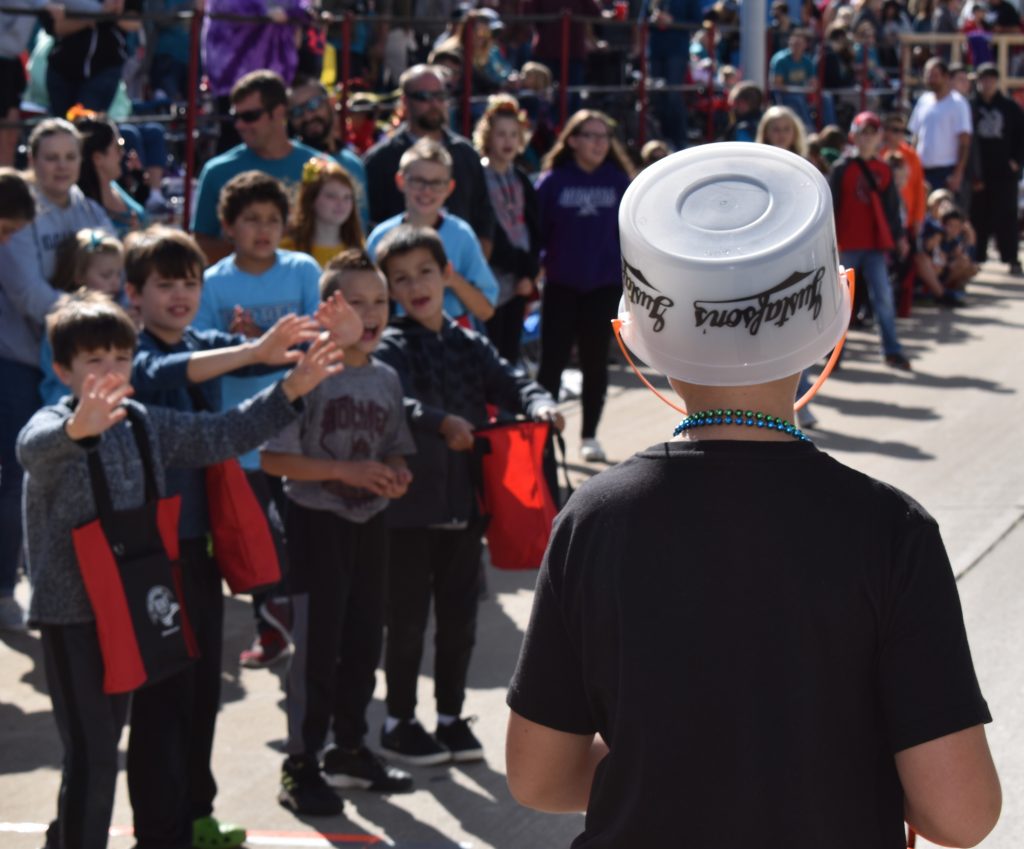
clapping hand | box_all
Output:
[383,465,413,499]
[315,291,364,349]
[251,314,320,366]
[280,332,344,401]
[229,305,263,338]
[65,373,134,441]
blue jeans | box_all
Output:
[774,90,814,131]
[0,358,43,596]
[840,249,903,357]
[650,52,690,149]
[47,63,123,121]
[119,123,168,171]
[924,165,956,191]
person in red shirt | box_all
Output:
[829,110,912,370]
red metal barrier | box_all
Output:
[859,44,869,112]
[462,18,474,138]
[638,19,649,148]
[340,12,352,138]
[560,9,570,127]
[183,5,203,232]
[706,21,719,143]
[817,38,827,130]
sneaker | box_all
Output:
[278,755,343,816]
[380,720,450,766]
[435,717,484,763]
[259,596,293,642]
[884,353,913,372]
[0,596,26,632]
[580,438,606,463]
[192,815,246,849]
[239,630,290,669]
[322,745,414,793]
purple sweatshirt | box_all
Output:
[534,160,631,292]
[202,0,311,97]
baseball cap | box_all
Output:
[850,111,882,134]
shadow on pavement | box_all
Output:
[810,429,936,460]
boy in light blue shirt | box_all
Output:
[194,169,321,668]
[366,138,498,325]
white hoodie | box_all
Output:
[0,184,112,367]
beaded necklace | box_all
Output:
[672,409,811,442]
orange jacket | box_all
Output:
[882,140,927,235]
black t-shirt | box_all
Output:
[46,0,141,78]
[508,440,990,849]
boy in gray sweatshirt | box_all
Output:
[16,291,342,849]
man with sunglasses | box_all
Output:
[192,70,366,264]
[363,64,496,255]
[287,75,370,229]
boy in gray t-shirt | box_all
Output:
[261,250,416,816]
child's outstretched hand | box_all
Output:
[440,414,475,452]
[280,332,344,401]
[315,291,364,349]
[65,372,134,441]
[251,314,320,366]
[229,305,263,338]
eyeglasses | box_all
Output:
[289,94,327,121]
[406,90,450,104]
[230,107,267,124]
[406,176,449,192]
[575,131,611,142]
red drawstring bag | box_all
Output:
[205,459,281,594]
[474,420,565,570]
[72,409,199,694]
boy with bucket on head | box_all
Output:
[506,142,1000,847]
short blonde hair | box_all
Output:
[399,137,453,174]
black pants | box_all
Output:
[40,623,130,849]
[245,469,290,636]
[537,283,621,439]
[385,526,483,720]
[970,176,1019,264]
[485,295,528,365]
[127,539,224,849]
[284,502,388,754]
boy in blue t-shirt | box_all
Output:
[366,138,498,325]
[194,170,322,668]
[124,225,320,849]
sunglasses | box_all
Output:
[885,125,906,132]
[289,94,327,121]
[406,176,450,192]
[230,107,267,124]
[406,90,450,104]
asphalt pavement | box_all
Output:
[2,263,1023,848]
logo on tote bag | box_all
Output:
[146,585,181,634]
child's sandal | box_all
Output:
[192,815,246,849]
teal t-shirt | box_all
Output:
[193,248,321,469]
[190,140,370,236]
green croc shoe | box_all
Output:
[192,815,247,849]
